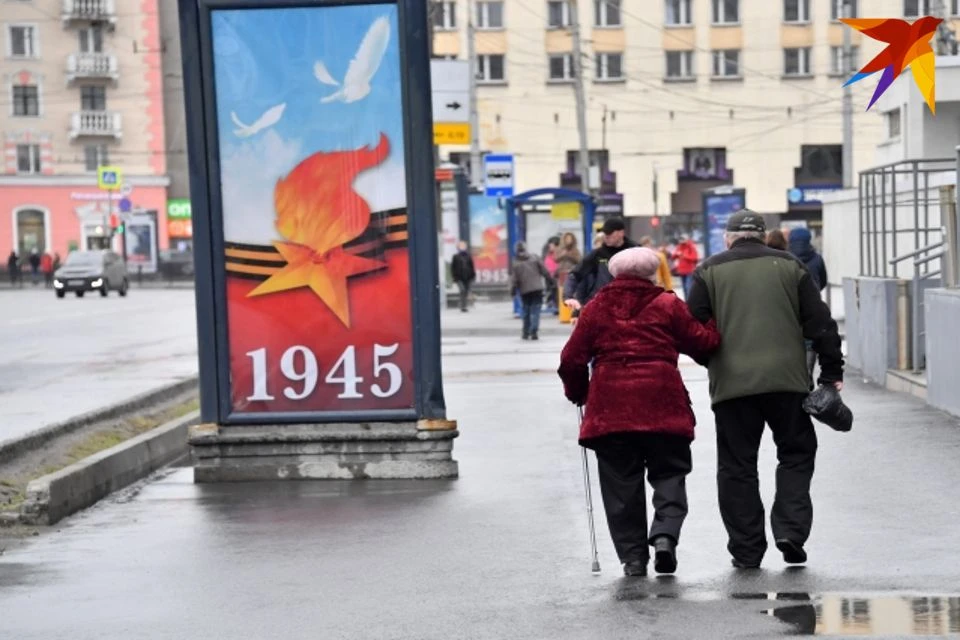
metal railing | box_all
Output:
[859,158,955,278]
[890,242,944,373]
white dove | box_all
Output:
[313,16,390,104]
[230,103,286,138]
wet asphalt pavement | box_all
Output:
[3,305,960,638]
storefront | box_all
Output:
[166,198,193,252]
[0,177,169,260]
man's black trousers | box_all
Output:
[593,433,692,564]
[712,392,818,565]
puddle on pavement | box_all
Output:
[758,593,960,636]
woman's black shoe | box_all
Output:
[622,560,648,577]
[652,536,677,574]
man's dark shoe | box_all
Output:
[622,560,648,577]
[652,536,677,574]
[522,334,530,340]
[531,333,539,341]
[775,539,807,564]
[731,558,761,570]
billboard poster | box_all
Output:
[124,210,158,274]
[211,5,414,415]
[702,189,746,258]
[468,194,508,286]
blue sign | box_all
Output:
[787,185,843,206]
[702,188,746,258]
[119,197,132,213]
[483,154,514,197]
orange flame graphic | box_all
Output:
[247,134,391,327]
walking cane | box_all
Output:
[579,406,601,574]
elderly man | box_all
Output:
[686,209,844,569]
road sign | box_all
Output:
[430,59,470,123]
[433,122,470,145]
[97,166,123,191]
[119,197,132,213]
[483,154,514,197]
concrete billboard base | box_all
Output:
[189,421,459,482]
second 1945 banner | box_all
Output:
[211,4,414,414]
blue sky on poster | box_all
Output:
[211,4,406,243]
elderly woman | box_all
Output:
[558,247,721,577]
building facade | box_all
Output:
[433,0,956,236]
[1,0,170,266]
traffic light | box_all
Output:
[115,222,125,235]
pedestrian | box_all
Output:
[559,247,722,577]
[671,235,700,298]
[554,232,582,285]
[40,252,54,288]
[592,232,605,249]
[450,241,476,313]
[788,227,829,380]
[7,250,21,288]
[53,252,62,272]
[766,229,788,251]
[687,210,844,569]
[510,241,554,340]
[543,239,560,314]
[639,236,674,291]
[563,217,637,315]
[28,248,41,286]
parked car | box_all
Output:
[54,250,129,298]
[158,249,195,279]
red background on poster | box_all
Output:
[225,251,414,414]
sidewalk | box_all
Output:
[1,304,959,638]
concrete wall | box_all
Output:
[843,277,901,385]
[926,288,960,418]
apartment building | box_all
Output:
[432,0,954,234]
[1,0,171,264]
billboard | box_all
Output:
[468,194,509,286]
[702,188,746,257]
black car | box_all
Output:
[54,250,129,298]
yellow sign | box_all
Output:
[433,122,470,145]
[551,202,580,221]
[97,166,123,191]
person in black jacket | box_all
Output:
[563,217,637,316]
[450,241,476,313]
[788,228,828,379]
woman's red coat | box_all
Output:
[558,277,721,445]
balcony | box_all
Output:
[70,111,122,139]
[66,53,119,83]
[62,0,117,26]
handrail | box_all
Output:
[889,241,945,265]
[861,157,956,173]
[914,250,946,268]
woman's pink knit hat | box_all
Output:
[608,247,662,281]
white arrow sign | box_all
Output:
[431,59,470,124]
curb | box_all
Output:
[0,377,199,466]
[18,410,200,526]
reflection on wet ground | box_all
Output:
[760,593,960,636]
[613,582,960,636]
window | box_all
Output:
[431,1,456,30]
[712,50,740,78]
[595,52,624,80]
[548,53,574,81]
[476,1,504,28]
[784,47,812,76]
[84,144,110,171]
[665,0,692,25]
[80,86,107,111]
[904,0,930,16]
[831,0,859,20]
[954,0,960,16]
[784,0,810,23]
[887,109,901,138]
[78,26,104,53]
[16,144,41,174]
[476,54,505,83]
[12,85,39,116]
[595,0,621,27]
[830,45,860,75]
[665,50,695,80]
[712,0,739,24]
[8,25,37,58]
[548,1,571,28]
